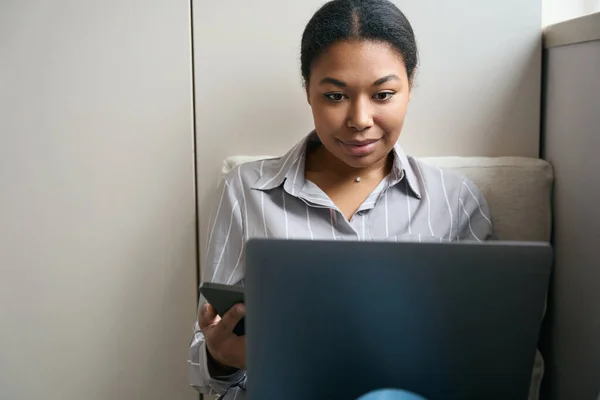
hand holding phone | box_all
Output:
[199,302,246,371]
[199,282,245,336]
[198,282,247,371]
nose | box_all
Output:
[347,96,374,131]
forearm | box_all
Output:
[188,324,246,395]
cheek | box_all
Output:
[376,99,409,133]
[310,102,347,131]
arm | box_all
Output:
[456,178,493,241]
[188,177,247,395]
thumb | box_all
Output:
[199,303,218,328]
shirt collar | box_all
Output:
[251,131,422,199]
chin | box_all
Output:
[339,152,384,169]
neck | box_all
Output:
[306,145,392,181]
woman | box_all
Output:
[189,0,492,398]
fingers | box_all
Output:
[199,303,219,329]
[203,304,246,369]
[217,303,245,334]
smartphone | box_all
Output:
[199,282,245,336]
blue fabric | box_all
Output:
[356,388,427,400]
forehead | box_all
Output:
[310,40,408,83]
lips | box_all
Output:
[338,138,380,156]
[342,139,379,146]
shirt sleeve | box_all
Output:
[456,178,493,241]
[188,176,247,395]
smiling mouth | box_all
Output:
[340,139,380,146]
[338,138,380,156]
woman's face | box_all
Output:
[307,40,412,169]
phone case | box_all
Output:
[199,282,245,336]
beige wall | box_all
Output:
[0,1,197,399]
[541,38,600,400]
[193,0,542,260]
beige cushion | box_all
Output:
[222,154,554,400]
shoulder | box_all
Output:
[409,156,474,198]
[411,157,492,239]
[408,156,489,209]
[222,157,284,193]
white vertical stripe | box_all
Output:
[205,180,229,259]
[226,238,244,285]
[462,181,493,226]
[283,189,288,239]
[330,209,337,240]
[439,168,454,240]
[459,198,482,243]
[260,161,267,237]
[238,167,248,240]
[232,387,240,400]
[384,191,389,237]
[404,178,412,234]
[306,205,314,239]
[211,201,240,281]
[418,233,422,243]
[414,161,434,236]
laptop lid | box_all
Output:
[244,239,552,400]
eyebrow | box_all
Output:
[319,74,401,88]
[373,74,400,86]
[319,77,347,87]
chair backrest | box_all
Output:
[222,155,554,242]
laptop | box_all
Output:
[243,239,552,400]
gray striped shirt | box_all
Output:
[188,132,493,398]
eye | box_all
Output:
[324,93,347,102]
[373,91,396,101]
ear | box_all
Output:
[305,84,312,106]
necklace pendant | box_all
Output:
[355,177,361,183]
